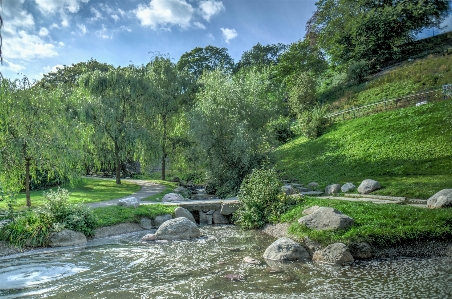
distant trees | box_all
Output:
[177,45,234,78]
[234,43,286,72]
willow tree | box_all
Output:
[145,57,196,180]
[0,78,81,206]
[79,66,150,184]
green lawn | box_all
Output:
[0,177,141,209]
[273,100,452,199]
[141,180,178,202]
[280,197,452,247]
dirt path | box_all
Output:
[86,179,166,208]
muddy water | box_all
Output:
[0,226,451,299]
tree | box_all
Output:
[145,57,196,180]
[190,67,281,197]
[234,43,286,72]
[0,78,82,206]
[177,45,235,78]
[306,0,450,69]
[79,66,149,184]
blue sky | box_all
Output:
[2,0,451,80]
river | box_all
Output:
[0,226,451,298]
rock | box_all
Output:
[220,202,239,215]
[154,217,200,240]
[174,186,191,199]
[312,243,354,266]
[154,214,172,227]
[0,241,21,257]
[427,189,452,208]
[357,179,381,194]
[341,182,356,193]
[224,274,243,281]
[199,210,215,225]
[243,256,261,265]
[117,197,140,208]
[298,207,354,231]
[174,207,196,223]
[300,191,323,196]
[300,237,323,256]
[325,184,341,195]
[48,229,87,247]
[282,184,298,195]
[349,242,372,259]
[140,217,153,229]
[162,193,186,202]
[261,223,290,239]
[141,233,157,241]
[263,237,310,261]
[308,182,320,189]
[302,205,321,215]
[212,210,229,224]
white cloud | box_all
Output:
[58,42,65,47]
[4,59,25,73]
[193,22,206,29]
[112,14,120,21]
[3,0,35,29]
[39,27,49,37]
[207,33,215,40]
[35,0,90,14]
[220,28,237,43]
[3,29,58,60]
[43,64,65,74]
[199,0,224,21]
[135,0,194,29]
[90,7,104,21]
[50,23,60,29]
[96,25,112,39]
[78,24,87,35]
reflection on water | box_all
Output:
[0,226,451,299]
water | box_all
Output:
[0,226,451,299]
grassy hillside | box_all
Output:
[273,100,452,199]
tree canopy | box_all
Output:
[177,45,234,78]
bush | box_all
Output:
[268,116,295,144]
[347,60,371,83]
[234,168,281,229]
[296,105,331,139]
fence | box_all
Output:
[327,86,451,122]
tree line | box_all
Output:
[0,0,449,205]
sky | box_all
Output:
[2,0,451,81]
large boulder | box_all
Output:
[48,229,87,247]
[298,207,354,231]
[282,185,298,195]
[357,179,381,194]
[174,186,191,199]
[220,202,239,215]
[263,237,310,261]
[153,217,200,240]
[349,241,372,259]
[427,189,452,208]
[212,210,230,224]
[117,197,140,208]
[162,193,186,202]
[325,184,341,195]
[312,243,354,266]
[307,182,320,189]
[154,214,172,227]
[341,183,356,193]
[174,207,196,223]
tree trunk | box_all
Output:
[161,116,167,181]
[114,141,121,185]
[25,159,31,207]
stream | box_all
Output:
[0,226,451,298]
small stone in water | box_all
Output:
[224,274,244,281]
[243,256,261,265]
[141,234,157,241]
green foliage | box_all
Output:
[93,204,176,227]
[177,45,234,78]
[0,182,16,220]
[234,43,286,72]
[191,68,282,197]
[280,197,452,247]
[273,100,452,198]
[267,116,295,144]
[347,60,370,83]
[234,168,281,229]
[294,104,331,139]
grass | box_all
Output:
[0,177,141,210]
[93,204,176,227]
[280,197,452,247]
[142,180,178,202]
[273,100,452,199]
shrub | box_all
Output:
[268,116,295,144]
[347,60,371,83]
[234,168,281,229]
[296,104,331,139]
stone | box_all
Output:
[300,237,323,256]
[427,189,452,208]
[308,182,320,189]
[141,233,157,241]
[312,243,354,266]
[358,179,381,194]
[300,191,323,196]
[174,186,191,199]
[212,210,230,224]
[140,217,153,229]
[199,210,215,225]
[162,193,186,202]
[298,207,354,231]
[243,256,261,265]
[154,214,172,227]
[154,217,200,240]
[117,197,140,208]
[174,207,196,223]
[341,182,356,193]
[282,184,298,195]
[349,242,372,259]
[263,237,310,261]
[220,201,239,215]
[48,229,87,247]
[302,205,321,215]
[325,184,342,195]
